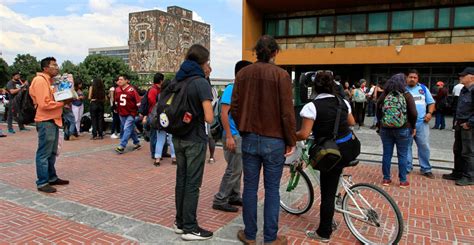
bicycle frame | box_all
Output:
[295,141,375,223]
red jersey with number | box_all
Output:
[114,85,141,117]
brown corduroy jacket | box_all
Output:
[231,62,297,147]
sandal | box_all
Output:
[153,160,160,167]
[171,158,177,165]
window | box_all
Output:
[454,6,474,27]
[413,9,435,29]
[368,12,388,32]
[289,18,302,36]
[265,20,276,36]
[392,10,413,30]
[277,20,286,36]
[303,17,317,35]
[319,16,334,34]
[351,14,366,32]
[337,15,351,33]
[438,8,450,28]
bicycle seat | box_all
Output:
[347,160,359,167]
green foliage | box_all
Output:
[164,72,175,81]
[9,54,40,82]
[0,58,9,88]
[78,54,138,89]
[60,60,78,74]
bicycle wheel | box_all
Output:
[342,183,403,244]
[279,164,314,215]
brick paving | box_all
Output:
[0,124,473,244]
[0,200,134,244]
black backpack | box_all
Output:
[11,87,36,125]
[154,76,200,136]
[80,113,91,132]
[138,89,150,116]
[209,96,223,140]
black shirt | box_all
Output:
[175,77,213,143]
[456,84,474,126]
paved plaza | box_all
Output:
[0,118,473,244]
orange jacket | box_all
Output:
[29,72,64,127]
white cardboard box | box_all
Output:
[53,89,75,101]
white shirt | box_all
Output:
[453,83,464,97]
[300,94,352,120]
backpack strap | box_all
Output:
[333,95,343,140]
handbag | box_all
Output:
[309,96,343,172]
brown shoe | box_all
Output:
[237,230,256,245]
[264,235,288,245]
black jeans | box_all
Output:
[453,125,474,180]
[111,111,121,134]
[90,102,104,137]
[7,102,24,130]
[173,138,207,232]
[317,137,361,238]
[353,102,366,126]
[366,100,375,116]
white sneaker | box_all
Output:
[110,133,119,139]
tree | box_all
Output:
[9,54,40,82]
[78,54,138,89]
[60,60,78,74]
[0,58,9,88]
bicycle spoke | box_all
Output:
[342,184,403,245]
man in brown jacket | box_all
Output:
[29,57,70,193]
[231,35,296,245]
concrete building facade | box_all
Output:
[243,0,474,105]
[88,46,130,64]
[128,6,211,74]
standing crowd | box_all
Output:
[1,35,473,244]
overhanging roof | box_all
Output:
[246,0,412,13]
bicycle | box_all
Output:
[280,140,404,244]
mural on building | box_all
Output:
[129,7,211,73]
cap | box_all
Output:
[459,67,474,76]
[436,81,444,87]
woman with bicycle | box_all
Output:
[296,71,360,243]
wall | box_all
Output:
[128,7,211,74]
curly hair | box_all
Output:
[254,35,280,62]
[314,71,335,95]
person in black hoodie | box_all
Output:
[172,44,214,241]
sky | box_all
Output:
[0,0,243,78]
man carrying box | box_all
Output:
[29,57,70,193]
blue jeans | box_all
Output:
[35,121,59,187]
[241,133,285,243]
[119,115,139,148]
[146,117,157,158]
[434,111,446,129]
[380,128,410,182]
[154,131,175,158]
[63,110,77,138]
[407,122,432,173]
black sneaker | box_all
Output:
[49,178,70,185]
[115,146,125,154]
[133,144,141,151]
[212,203,238,212]
[38,185,57,193]
[228,198,243,206]
[455,177,474,186]
[422,172,435,179]
[181,227,213,241]
[442,173,462,181]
